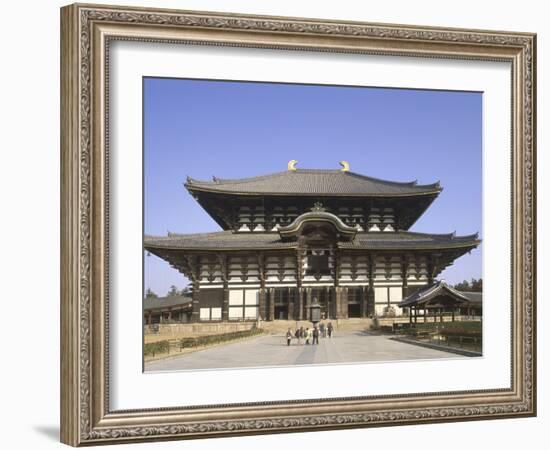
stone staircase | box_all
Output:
[260,318,373,334]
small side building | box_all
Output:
[398,280,482,324]
[143,295,193,325]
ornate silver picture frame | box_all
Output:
[60,3,536,446]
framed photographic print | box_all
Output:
[60,3,536,446]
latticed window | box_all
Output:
[347,287,362,304]
[305,250,331,276]
[273,288,291,305]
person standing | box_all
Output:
[319,322,326,338]
[312,326,319,345]
[295,327,301,345]
[286,328,293,346]
[327,322,334,339]
[305,328,310,345]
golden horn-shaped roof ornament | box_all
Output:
[288,159,298,171]
[339,160,350,172]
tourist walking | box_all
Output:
[295,327,301,345]
[286,328,293,346]
[305,328,310,345]
[327,322,334,338]
[312,326,319,345]
[319,322,326,338]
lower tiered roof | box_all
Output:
[144,230,480,252]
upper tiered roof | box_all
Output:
[186,167,441,197]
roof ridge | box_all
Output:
[186,171,290,186]
[344,170,439,189]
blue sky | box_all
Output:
[144,77,482,296]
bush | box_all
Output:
[144,340,170,356]
[440,328,482,338]
[398,321,481,340]
[179,328,265,349]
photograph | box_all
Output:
[143,78,483,371]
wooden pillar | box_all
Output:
[334,286,343,319]
[191,285,200,322]
[367,286,375,317]
[439,308,443,323]
[167,309,172,322]
[327,286,333,319]
[147,312,152,325]
[414,306,418,324]
[218,254,229,321]
[305,288,312,321]
[451,309,455,322]
[257,253,267,320]
[342,287,349,319]
[423,308,427,323]
[360,286,368,318]
[287,287,294,320]
[296,249,304,321]
[409,307,413,324]
[296,288,304,320]
[336,286,342,319]
[221,286,229,321]
[367,252,375,317]
[186,255,201,323]
[258,288,267,320]
[268,288,275,321]
[401,256,410,299]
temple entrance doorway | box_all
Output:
[348,303,361,318]
[347,287,363,318]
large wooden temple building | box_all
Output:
[144,161,480,323]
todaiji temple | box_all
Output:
[144,161,481,323]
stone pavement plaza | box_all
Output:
[145,331,461,372]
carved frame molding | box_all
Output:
[60,3,536,446]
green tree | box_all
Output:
[167,285,179,297]
[453,278,483,292]
[454,280,470,291]
[470,278,483,292]
[145,287,157,298]
[180,286,191,296]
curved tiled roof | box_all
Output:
[145,231,296,250]
[460,291,483,304]
[144,230,480,251]
[398,280,481,307]
[340,231,480,250]
[144,294,192,311]
[185,169,441,197]
[278,211,358,241]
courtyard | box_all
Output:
[145,330,464,372]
